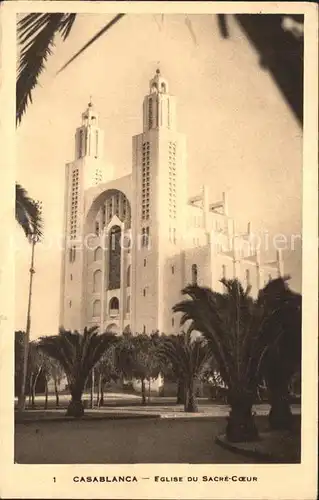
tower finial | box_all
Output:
[156,68,160,75]
[88,95,93,107]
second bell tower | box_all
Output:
[131,69,187,334]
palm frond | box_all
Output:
[56,13,125,75]
[157,332,212,384]
[17,13,76,125]
[173,285,235,385]
[15,183,43,239]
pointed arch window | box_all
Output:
[94,246,102,261]
[93,269,102,293]
[126,295,131,314]
[109,297,119,317]
[108,225,121,290]
[191,264,198,285]
[93,299,101,318]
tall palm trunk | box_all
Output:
[268,382,293,430]
[226,390,259,442]
[148,379,151,404]
[97,373,102,407]
[44,376,48,409]
[176,378,185,404]
[54,378,59,407]
[90,369,95,409]
[184,379,198,413]
[29,375,33,407]
[18,239,36,411]
[100,380,105,407]
[141,378,146,405]
[66,382,85,417]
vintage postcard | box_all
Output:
[0,1,318,499]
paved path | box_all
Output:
[15,416,260,464]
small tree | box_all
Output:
[95,346,118,407]
[157,330,212,412]
[49,360,65,408]
[115,333,161,405]
[38,327,116,417]
[27,342,43,408]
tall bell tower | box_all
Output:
[59,99,109,331]
[131,69,187,334]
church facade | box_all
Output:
[59,69,282,334]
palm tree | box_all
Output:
[173,279,295,442]
[16,189,43,412]
[157,330,212,412]
[15,184,42,239]
[258,277,302,430]
[37,327,117,417]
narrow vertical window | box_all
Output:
[79,129,84,157]
[126,295,131,314]
[126,265,131,287]
[148,97,153,129]
[94,247,102,261]
[93,270,102,293]
[95,130,99,158]
[93,299,101,318]
[108,226,121,290]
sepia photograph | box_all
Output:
[0,1,318,499]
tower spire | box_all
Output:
[143,68,175,131]
[75,99,102,160]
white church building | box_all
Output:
[59,69,282,335]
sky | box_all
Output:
[15,13,302,339]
